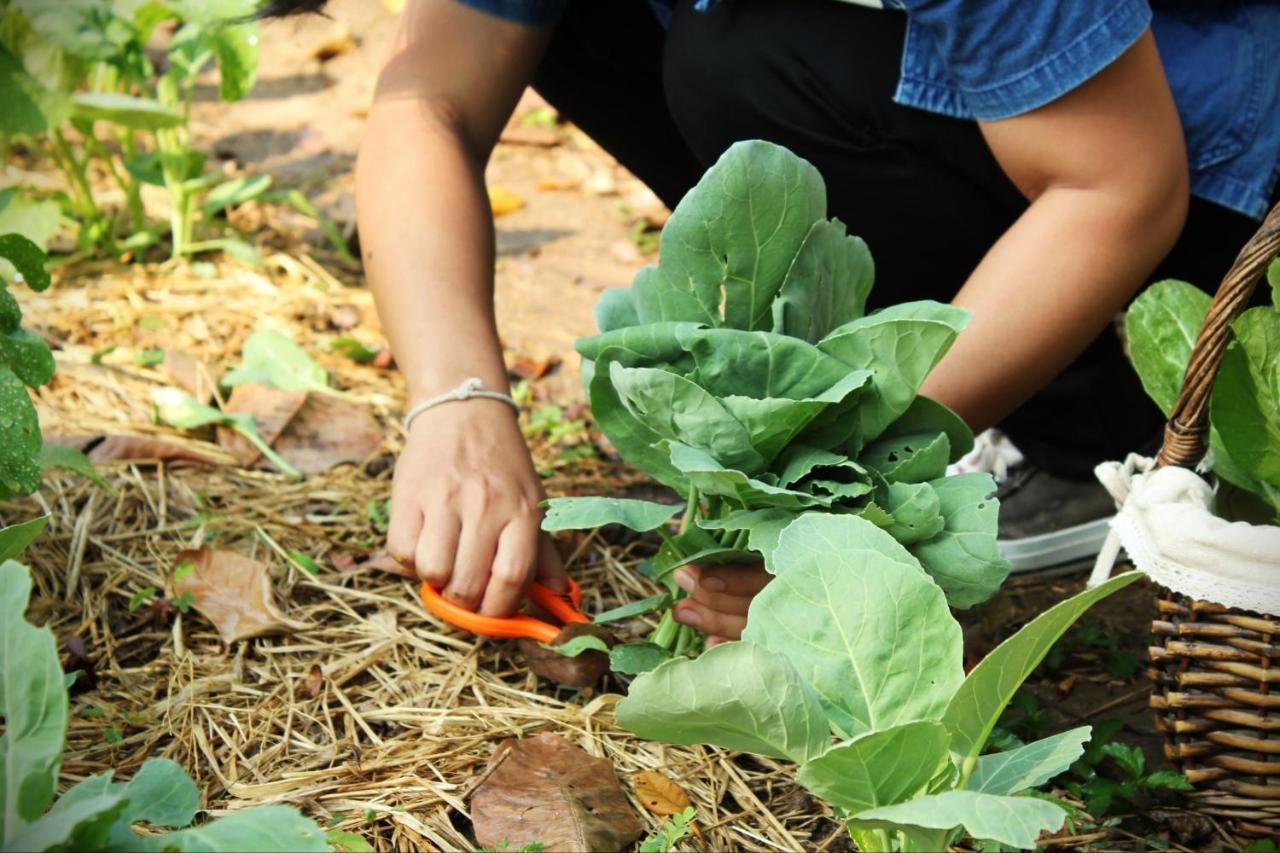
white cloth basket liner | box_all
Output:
[1089,453,1280,614]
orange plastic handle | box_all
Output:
[419,578,588,644]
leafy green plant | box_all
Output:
[614,513,1142,851]
[1059,723,1192,818]
[1,233,102,500]
[542,141,1009,664]
[1126,261,1280,522]
[638,807,696,853]
[1,558,329,851]
[0,0,353,264]
[151,386,301,477]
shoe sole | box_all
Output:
[998,516,1114,573]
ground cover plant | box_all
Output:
[1,547,329,852]
[615,512,1142,851]
[0,0,351,264]
[543,140,1010,667]
[1126,260,1280,522]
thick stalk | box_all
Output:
[846,827,893,853]
[649,609,680,650]
[678,485,700,535]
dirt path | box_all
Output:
[189,0,660,398]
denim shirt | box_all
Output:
[459,0,1280,219]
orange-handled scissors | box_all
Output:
[419,578,589,644]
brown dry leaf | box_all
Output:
[507,354,560,381]
[310,31,356,62]
[1056,672,1078,700]
[517,623,614,687]
[488,186,525,217]
[47,434,222,465]
[164,350,223,404]
[216,383,307,467]
[332,551,413,578]
[269,394,384,475]
[471,733,642,852]
[173,547,308,643]
[305,664,323,698]
[633,770,691,817]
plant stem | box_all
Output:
[678,486,700,535]
[846,827,893,853]
[233,421,302,479]
[649,609,680,650]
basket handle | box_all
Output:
[1155,201,1280,470]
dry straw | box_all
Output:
[6,255,840,852]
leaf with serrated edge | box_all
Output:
[541,497,680,533]
[942,572,1143,779]
[797,721,949,813]
[967,727,1091,796]
[616,642,830,763]
[743,514,963,737]
[849,790,1068,850]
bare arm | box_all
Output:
[921,31,1189,430]
[358,0,562,615]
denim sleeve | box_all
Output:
[450,0,567,26]
[897,0,1152,120]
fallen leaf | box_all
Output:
[46,434,222,466]
[164,350,223,404]
[471,733,642,852]
[216,383,308,467]
[518,623,614,687]
[507,354,560,381]
[536,177,581,191]
[1057,672,1078,700]
[488,186,524,217]
[305,664,323,698]
[310,31,356,62]
[269,394,385,474]
[633,771,690,816]
[172,547,308,643]
[332,551,412,578]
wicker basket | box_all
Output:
[1146,200,1280,837]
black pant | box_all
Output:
[531,0,1267,477]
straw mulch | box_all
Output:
[6,255,844,852]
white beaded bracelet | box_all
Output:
[403,377,519,433]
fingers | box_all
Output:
[415,507,460,589]
[447,511,502,612]
[387,503,423,575]
[479,520,538,617]
[671,563,771,642]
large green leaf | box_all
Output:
[678,327,860,401]
[0,560,68,842]
[586,348,686,491]
[616,641,831,763]
[848,790,1068,850]
[879,395,974,463]
[0,517,47,563]
[861,431,951,484]
[541,497,680,532]
[967,727,1092,796]
[222,330,331,396]
[668,443,826,511]
[610,363,764,473]
[742,514,964,737]
[0,328,54,388]
[593,287,639,333]
[0,234,52,292]
[0,366,41,500]
[576,321,701,366]
[637,140,825,330]
[796,721,950,814]
[879,481,944,546]
[907,473,1009,609]
[4,792,128,853]
[139,805,329,852]
[817,302,970,445]
[942,572,1143,779]
[772,218,874,343]
[69,91,182,129]
[1212,307,1280,484]
[1125,279,1210,416]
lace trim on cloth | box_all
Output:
[1089,454,1280,614]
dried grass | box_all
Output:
[5,256,841,852]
